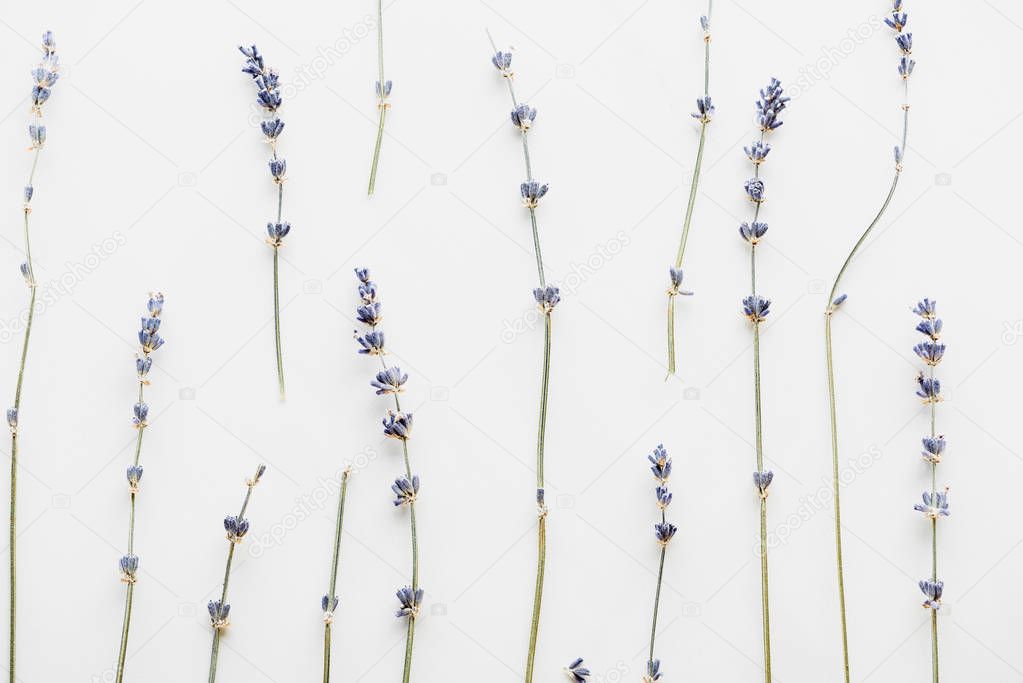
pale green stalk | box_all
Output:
[927,365,939,683]
[367,0,389,195]
[207,466,265,683]
[666,0,714,377]
[322,467,352,683]
[486,31,555,682]
[271,145,285,400]
[9,129,45,683]
[824,66,910,683]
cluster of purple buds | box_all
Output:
[30,31,59,114]
[266,221,291,247]
[755,78,788,132]
[647,445,677,548]
[491,49,513,76]
[565,658,591,682]
[521,180,549,209]
[224,515,250,543]
[644,659,663,683]
[239,45,281,113]
[119,553,139,584]
[392,475,420,506]
[668,267,693,297]
[138,292,166,356]
[208,600,231,629]
[738,221,768,245]
[919,579,943,610]
[742,295,771,323]
[913,489,950,519]
[753,470,774,499]
[534,285,561,313]
[321,594,339,623]
[395,586,424,619]
[376,79,393,108]
[127,465,143,494]
[691,96,714,123]
[511,104,536,132]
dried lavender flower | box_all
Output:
[565,658,591,682]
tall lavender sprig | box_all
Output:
[740,77,787,683]
[643,445,676,683]
[823,4,915,679]
[6,31,59,683]
[321,465,352,683]
[207,465,266,683]
[487,33,558,683]
[911,298,946,683]
[113,293,166,683]
[366,0,391,196]
[238,44,288,399]
[665,2,714,377]
[354,269,421,683]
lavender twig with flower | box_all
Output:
[739,77,788,683]
[320,465,352,683]
[113,293,166,683]
[643,445,675,683]
[239,44,289,399]
[822,5,915,680]
[206,465,266,683]
[911,299,947,683]
[354,269,422,683]
[487,33,560,683]
[6,31,59,683]
[665,2,713,377]
[366,0,391,195]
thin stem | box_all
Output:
[322,469,351,683]
[665,0,713,377]
[273,246,285,400]
[524,516,546,683]
[928,365,939,683]
[367,0,387,196]
[115,384,146,683]
[824,75,909,683]
[9,142,42,683]
[647,542,666,670]
[207,467,263,683]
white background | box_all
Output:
[0,0,1017,681]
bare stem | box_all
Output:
[273,246,285,400]
[367,0,388,196]
[322,468,351,683]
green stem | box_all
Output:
[116,384,146,683]
[928,365,939,683]
[322,469,351,683]
[647,545,666,670]
[273,247,285,400]
[665,0,712,377]
[9,144,42,683]
[524,516,546,683]
[207,467,263,683]
[367,0,387,196]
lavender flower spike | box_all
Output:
[911,295,948,681]
[115,293,167,682]
[665,1,715,377]
[366,0,392,195]
[206,465,267,683]
[644,444,677,678]
[487,30,562,682]
[823,11,918,678]
[9,34,60,682]
[239,44,289,399]
[741,76,788,683]
[353,269,423,683]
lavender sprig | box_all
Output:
[206,465,266,683]
[238,44,288,399]
[114,294,166,683]
[487,32,559,683]
[823,5,915,680]
[644,445,676,683]
[666,1,714,377]
[321,466,352,683]
[7,31,59,683]
[741,77,788,683]
[353,269,421,683]
[912,299,946,683]
[366,0,391,195]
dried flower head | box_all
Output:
[742,295,771,323]
[913,489,950,519]
[654,521,677,546]
[668,267,694,296]
[644,659,663,683]
[533,285,561,312]
[371,366,408,395]
[521,180,549,208]
[919,579,943,610]
[648,444,671,482]
[119,554,139,583]
[565,658,591,682]
[224,515,250,543]
[382,410,413,440]
[753,470,774,498]
[692,96,715,123]
[395,586,424,619]
[208,600,231,629]
[921,436,945,464]
[511,104,537,131]
[392,474,420,506]
[738,222,769,244]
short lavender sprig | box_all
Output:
[487,33,559,683]
[366,0,391,195]
[823,5,915,680]
[7,31,59,683]
[665,1,714,377]
[740,77,788,683]
[912,298,946,683]
[207,465,266,683]
[113,293,166,683]
[238,44,288,400]
[644,445,676,683]
[353,269,421,683]
[321,465,352,683]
